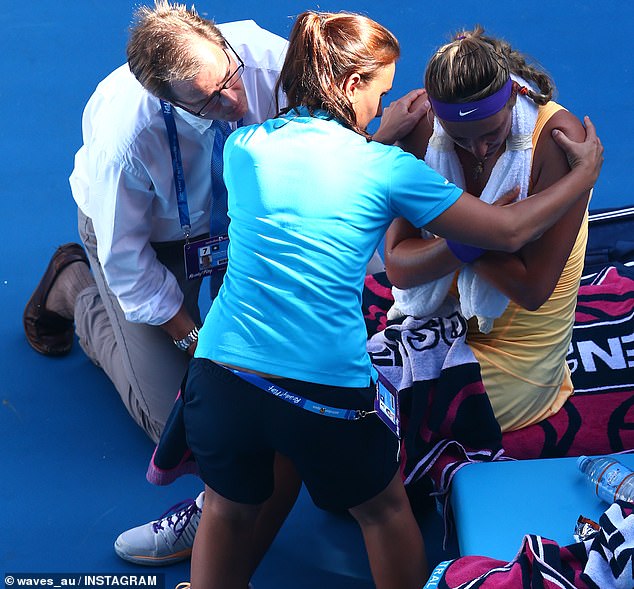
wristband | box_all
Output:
[173,326,199,351]
[446,239,485,264]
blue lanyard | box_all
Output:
[229,368,371,421]
[160,101,243,240]
[160,100,191,238]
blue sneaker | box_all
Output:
[114,492,203,565]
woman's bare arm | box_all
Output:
[384,217,460,288]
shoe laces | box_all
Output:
[152,499,199,541]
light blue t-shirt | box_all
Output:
[195,108,463,387]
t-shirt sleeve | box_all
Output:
[388,150,463,228]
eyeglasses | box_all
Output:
[171,40,245,118]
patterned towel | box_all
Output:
[367,293,507,543]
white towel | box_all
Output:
[390,75,538,333]
[583,501,634,589]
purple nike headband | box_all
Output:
[429,78,513,122]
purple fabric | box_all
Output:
[429,79,513,122]
[446,239,485,263]
[146,390,201,486]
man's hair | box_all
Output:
[127,0,226,99]
[425,25,555,106]
[275,11,400,138]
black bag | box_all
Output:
[584,206,634,274]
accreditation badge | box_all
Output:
[184,234,229,280]
[374,369,401,439]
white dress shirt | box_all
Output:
[69,20,287,325]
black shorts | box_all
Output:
[183,358,400,511]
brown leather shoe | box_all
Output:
[23,243,90,356]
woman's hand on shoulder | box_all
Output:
[396,90,435,159]
[373,89,431,146]
[550,114,603,187]
[533,109,603,197]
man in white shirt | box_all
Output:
[24,2,287,443]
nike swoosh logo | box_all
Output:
[459,108,478,117]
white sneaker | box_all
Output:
[114,492,204,565]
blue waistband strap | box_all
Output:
[228,368,364,420]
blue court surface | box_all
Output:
[2,1,632,587]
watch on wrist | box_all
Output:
[173,326,199,351]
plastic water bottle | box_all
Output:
[577,455,634,504]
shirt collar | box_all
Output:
[287,105,334,121]
[173,106,216,134]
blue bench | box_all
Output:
[449,453,634,561]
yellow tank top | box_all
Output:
[465,102,589,432]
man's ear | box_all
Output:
[343,72,362,103]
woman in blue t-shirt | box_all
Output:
[180,10,602,588]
